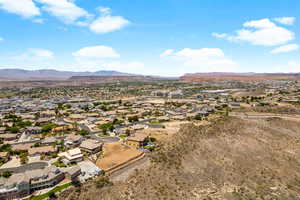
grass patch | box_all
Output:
[52,160,67,168]
[25,182,72,200]
[118,135,127,140]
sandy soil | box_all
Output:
[144,98,165,104]
[96,142,143,172]
[138,120,189,142]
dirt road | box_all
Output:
[230,112,300,121]
[109,155,150,182]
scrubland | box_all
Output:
[60,116,300,200]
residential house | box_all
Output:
[0,166,65,199]
[28,146,57,156]
[0,134,18,141]
[80,139,103,154]
[69,114,86,122]
[36,118,51,125]
[65,166,81,182]
[59,148,84,164]
[40,110,56,118]
[65,134,83,147]
[19,114,35,121]
[131,124,148,131]
[0,127,5,134]
[12,143,33,151]
[168,90,183,99]
[126,133,148,148]
[41,137,57,146]
[229,102,241,109]
[25,127,42,135]
[52,124,76,133]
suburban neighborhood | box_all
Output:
[0,78,300,199]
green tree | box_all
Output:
[8,126,20,133]
[194,114,203,120]
[128,115,139,122]
[99,122,114,135]
[42,123,57,133]
[2,170,12,178]
[20,152,28,164]
[57,102,64,110]
[48,191,56,199]
[0,144,12,153]
[16,121,32,128]
[78,130,89,136]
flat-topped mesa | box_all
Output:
[181,72,300,82]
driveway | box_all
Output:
[28,155,41,163]
[0,156,21,169]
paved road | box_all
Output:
[109,155,150,182]
[94,136,120,144]
[0,162,48,173]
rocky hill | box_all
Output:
[59,116,300,200]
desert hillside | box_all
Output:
[59,116,300,200]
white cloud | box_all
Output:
[160,49,174,57]
[275,61,300,73]
[89,7,130,34]
[214,18,295,46]
[270,44,299,54]
[36,0,91,25]
[274,17,295,25]
[98,7,111,16]
[29,48,54,58]
[243,18,275,28]
[175,48,225,58]
[0,37,3,42]
[100,61,145,73]
[212,32,227,38]
[161,48,238,72]
[0,1,129,34]
[0,0,40,18]
[72,43,143,73]
[286,61,300,72]
[32,18,45,24]
[74,57,145,73]
[12,48,54,61]
[72,45,120,59]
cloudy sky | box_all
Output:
[0,0,299,76]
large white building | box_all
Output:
[59,148,84,164]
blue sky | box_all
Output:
[0,0,299,76]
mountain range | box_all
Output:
[1,69,300,82]
[0,69,134,80]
